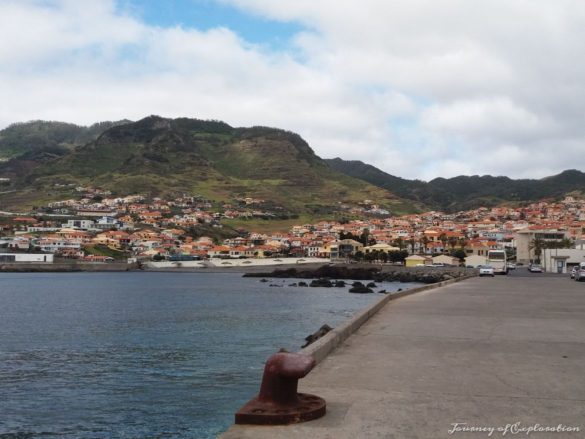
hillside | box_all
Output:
[326,158,585,212]
[0,117,417,216]
[0,120,130,160]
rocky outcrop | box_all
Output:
[244,264,473,284]
[301,324,333,348]
[243,265,380,280]
[349,282,374,294]
[310,278,334,287]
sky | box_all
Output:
[1,0,584,181]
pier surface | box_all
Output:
[222,273,585,438]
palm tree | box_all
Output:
[420,236,430,254]
[408,237,416,254]
[529,236,545,263]
[546,238,574,249]
[458,237,468,250]
[438,233,448,251]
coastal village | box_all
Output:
[1,186,585,271]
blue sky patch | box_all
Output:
[118,0,305,50]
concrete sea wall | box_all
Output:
[0,262,137,272]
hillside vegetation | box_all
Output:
[0,120,130,159]
[326,158,585,212]
[0,116,415,216]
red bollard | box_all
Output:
[235,351,326,425]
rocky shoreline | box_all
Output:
[243,264,474,284]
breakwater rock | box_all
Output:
[243,264,473,284]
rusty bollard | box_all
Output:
[235,351,326,425]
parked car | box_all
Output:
[528,264,543,273]
[507,263,516,270]
[479,265,495,277]
[575,267,585,282]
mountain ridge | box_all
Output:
[0,116,416,216]
[1,117,584,216]
[325,158,585,212]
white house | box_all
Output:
[62,219,95,230]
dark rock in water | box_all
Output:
[310,278,333,287]
[269,284,282,287]
[298,281,308,287]
[349,284,374,294]
[260,279,269,283]
[288,283,298,287]
[301,324,333,348]
[397,288,402,292]
[244,265,380,280]
[334,280,346,287]
[377,289,387,294]
[366,282,377,288]
[352,281,364,287]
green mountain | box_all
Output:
[0,120,130,160]
[0,116,417,216]
[326,158,585,212]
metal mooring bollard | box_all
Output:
[235,351,326,425]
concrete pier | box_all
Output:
[222,274,585,438]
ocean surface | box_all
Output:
[0,272,419,438]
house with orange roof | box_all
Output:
[229,246,256,258]
[13,217,36,223]
[208,245,231,258]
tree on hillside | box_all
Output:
[450,249,467,262]
[388,250,409,263]
[339,231,360,242]
[359,228,376,246]
[438,233,448,250]
[392,237,405,250]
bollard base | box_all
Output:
[235,393,326,425]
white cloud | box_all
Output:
[1,0,585,180]
[421,97,555,142]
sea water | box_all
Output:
[0,271,419,438]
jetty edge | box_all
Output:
[222,274,585,438]
[220,272,474,437]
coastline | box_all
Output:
[0,262,138,272]
[0,260,477,280]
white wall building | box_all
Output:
[62,219,95,230]
[514,229,568,264]
[37,239,81,253]
[0,253,54,263]
[541,248,585,274]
